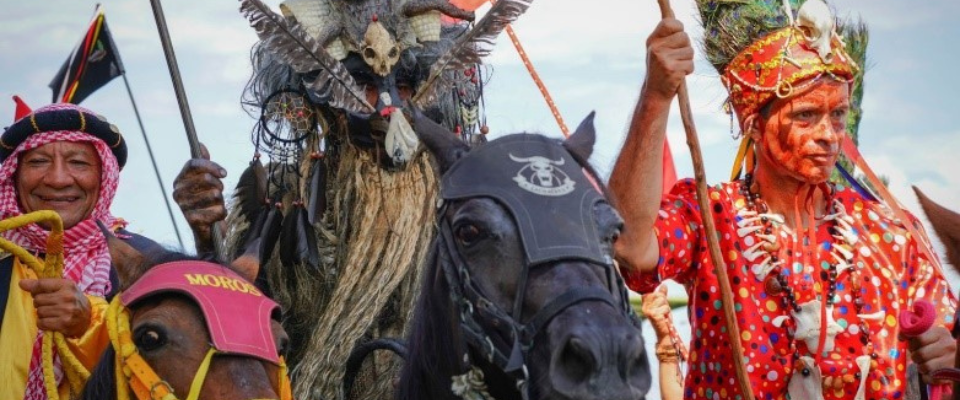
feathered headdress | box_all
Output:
[698,0,868,182]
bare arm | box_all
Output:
[641,285,686,400]
[610,18,693,274]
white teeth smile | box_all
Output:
[40,197,79,202]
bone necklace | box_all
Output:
[737,174,880,399]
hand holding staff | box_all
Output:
[149,0,226,258]
[653,0,756,398]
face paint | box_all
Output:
[755,80,850,185]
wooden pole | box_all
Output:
[149,0,225,259]
[654,1,756,398]
[487,0,569,137]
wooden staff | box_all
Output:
[654,0,756,398]
[149,0,225,258]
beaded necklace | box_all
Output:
[737,173,885,393]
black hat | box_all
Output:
[1,100,127,168]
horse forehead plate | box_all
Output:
[440,134,609,266]
[121,261,281,364]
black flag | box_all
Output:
[49,5,124,104]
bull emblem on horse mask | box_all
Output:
[509,154,575,196]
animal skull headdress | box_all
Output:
[240,0,533,170]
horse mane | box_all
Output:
[397,223,530,400]
[396,243,464,400]
[78,346,117,400]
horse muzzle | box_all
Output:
[545,310,650,400]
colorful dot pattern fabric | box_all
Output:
[621,179,956,400]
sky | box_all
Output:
[2,0,959,276]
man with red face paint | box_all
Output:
[609,1,956,399]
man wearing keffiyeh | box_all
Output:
[0,99,165,400]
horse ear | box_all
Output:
[411,111,469,173]
[98,222,145,288]
[913,186,960,270]
[230,238,261,284]
[563,111,596,163]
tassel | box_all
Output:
[307,154,327,225]
[258,202,284,267]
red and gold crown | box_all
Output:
[721,2,859,123]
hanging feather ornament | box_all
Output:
[412,0,534,107]
[279,203,301,268]
[233,157,269,259]
[278,203,321,270]
[259,199,285,267]
[239,0,375,114]
[307,151,327,225]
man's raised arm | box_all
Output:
[609,18,693,274]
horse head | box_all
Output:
[399,113,651,400]
[80,241,290,400]
[913,187,960,392]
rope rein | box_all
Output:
[0,211,87,400]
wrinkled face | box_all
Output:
[446,197,650,399]
[16,141,101,229]
[751,79,850,184]
[131,295,289,399]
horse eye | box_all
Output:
[455,223,485,247]
[134,327,167,352]
[276,331,290,357]
[610,227,621,243]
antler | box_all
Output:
[239,0,375,114]
[411,0,533,107]
[402,0,476,21]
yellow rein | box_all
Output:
[0,210,89,400]
[105,294,293,400]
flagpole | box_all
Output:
[119,73,186,250]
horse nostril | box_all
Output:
[555,336,598,384]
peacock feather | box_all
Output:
[839,19,868,142]
[697,0,800,73]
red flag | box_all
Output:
[662,139,678,196]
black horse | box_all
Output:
[396,113,651,400]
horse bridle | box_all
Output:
[436,202,641,400]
